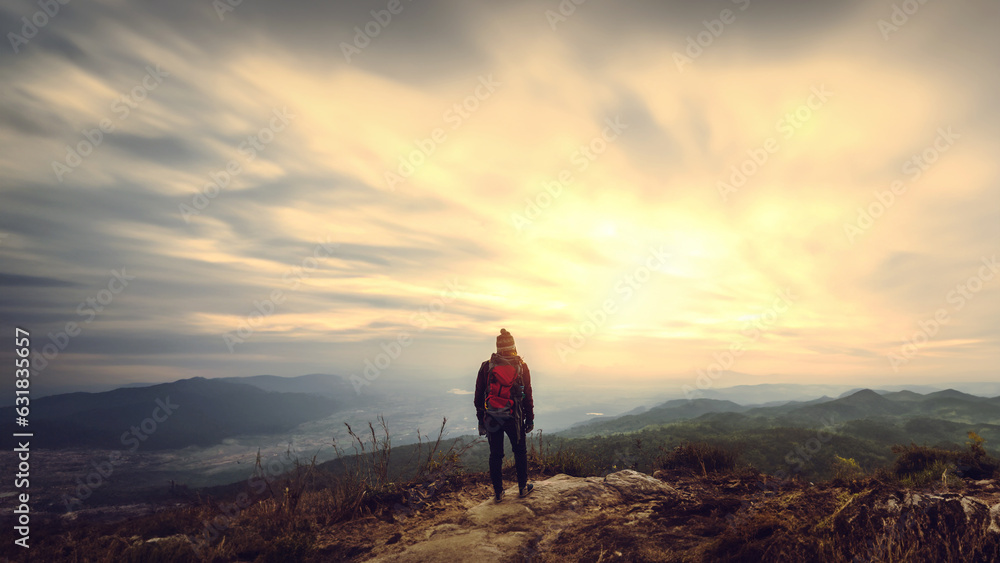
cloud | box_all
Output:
[0,273,82,288]
[0,0,996,390]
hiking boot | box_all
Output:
[519,483,534,498]
[494,489,505,503]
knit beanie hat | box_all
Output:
[496,328,517,357]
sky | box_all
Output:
[0,0,997,396]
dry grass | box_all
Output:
[6,426,998,562]
[655,441,740,476]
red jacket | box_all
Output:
[474,354,534,424]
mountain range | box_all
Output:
[556,387,1000,439]
[2,375,355,450]
[9,373,1000,456]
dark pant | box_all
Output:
[485,414,527,495]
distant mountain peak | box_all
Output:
[927,388,981,401]
[835,388,892,405]
[845,388,882,398]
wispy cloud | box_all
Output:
[0,0,996,389]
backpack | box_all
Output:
[484,358,524,421]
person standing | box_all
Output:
[475,328,534,502]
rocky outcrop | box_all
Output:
[317,471,1000,562]
[362,470,673,562]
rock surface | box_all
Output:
[364,470,669,562]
